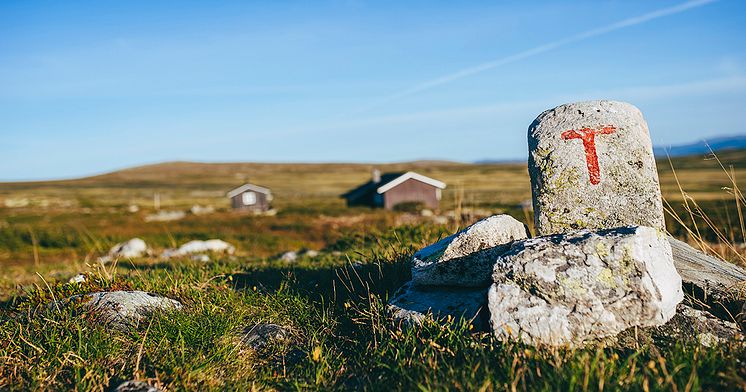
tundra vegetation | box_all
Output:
[0,152,744,390]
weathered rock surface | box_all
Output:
[240,323,291,350]
[51,291,182,329]
[528,100,664,235]
[489,226,683,346]
[162,239,235,259]
[114,380,162,392]
[388,281,488,330]
[412,215,528,287]
[100,238,149,263]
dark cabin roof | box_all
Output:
[341,172,404,200]
[342,171,446,201]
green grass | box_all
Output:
[1,227,744,391]
[1,154,746,390]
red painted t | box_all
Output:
[561,125,616,185]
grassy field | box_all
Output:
[0,151,745,390]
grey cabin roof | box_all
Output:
[227,183,272,198]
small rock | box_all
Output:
[420,209,434,217]
[388,281,488,330]
[280,251,298,262]
[126,204,140,213]
[666,306,743,347]
[190,204,215,215]
[51,291,182,329]
[303,249,320,258]
[144,210,186,222]
[488,226,683,346]
[432,216,449,225]
[114,381,162,392]
[528,100,665,235]
[616,305,744,348]
[191,254,210,262]
[100,238,150,263]
[162,239,235,259]
[239,323,290,350]
[412,215,528,287]
[68,274,86,284]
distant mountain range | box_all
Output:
[475,135,746,164]
[652,135,746,157]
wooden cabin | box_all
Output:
[227,183,273,212]
[342,170,446,210]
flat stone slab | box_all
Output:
[388,281,488,330]
[528,100,664,235]
[489,226,683,346]
[51,291,182,329]
[412,215,528,287]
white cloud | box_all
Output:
[350,0,719,115]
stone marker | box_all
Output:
[411,215,528,287]
[50,291,182,329]
[528,100,664,235]
[488,226,683,346]
[388,281,488,330]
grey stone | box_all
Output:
[412,215,528,287]
[667,306,743,347]
[51,291,182,329]
[239,323,290,350]
[528,100,664,235]
[144,210,186,222]
[161,239,235,259]
[68,274,87,284]
[99,238,150,263]
[280,251,298,262]
[191,254,210,262]
[388,281,488,330]
[488,226,683,346]
[114,381,162,392]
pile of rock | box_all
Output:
[390,215,528,330]
[389,100,743,347]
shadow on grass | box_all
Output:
[229,260,411,306]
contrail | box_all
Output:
[351,0,717,115]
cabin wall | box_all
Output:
[382,179,439,210]
[231,191,270,212]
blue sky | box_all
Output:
[1,0,745,181]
